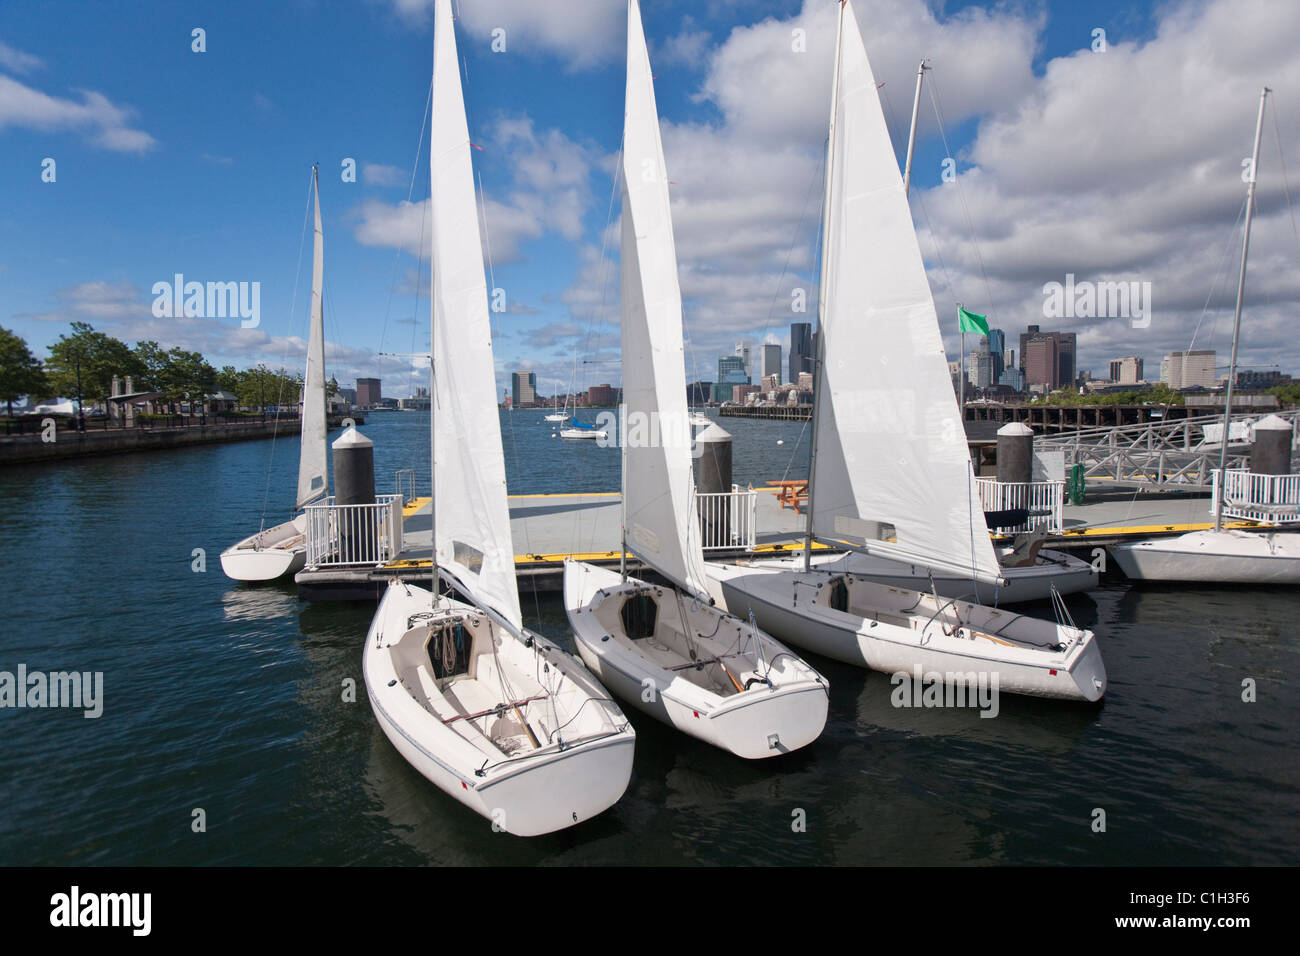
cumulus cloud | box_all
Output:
[352,114,607,264]
[389,0,624,70]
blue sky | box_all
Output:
[2,0,1296,402]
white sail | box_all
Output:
[808,1,1001,585]
[620,0,711,602]
[429,0,522,628]
[296,167,329,510]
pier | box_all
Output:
[294,484,1265,600]
[0,414,363,466]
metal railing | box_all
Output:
[695,485,758,551]
[1035,409,1299,490]
[975,478,1065,534]
[1210,469,1300,524]
[305,494,404,567]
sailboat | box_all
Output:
[363,0,635,837]
[220,165,329,583]
[703,0,1105,702]
[563,0,829,760]
[1110,87,1300,583]
[544,379,570,422]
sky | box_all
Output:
[2,0,1298,403]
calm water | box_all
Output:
[1,410,1296,865]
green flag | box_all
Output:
[957,306,989,336]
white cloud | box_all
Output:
[0,75,156,153]
[0,39,43,75]
[389,0,624,70]
[352,115,607,265]
[363,162,408,187]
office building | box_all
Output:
[511,370,537,407]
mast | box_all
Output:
[901,60,928,198]
[428,43,439,605]
[802,0,846,573]
[620,400,628,581]
[1214,86,1270,533]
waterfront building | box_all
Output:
[511,370,537,407]
[357,377,382,408]
[1161,350,1215,389]
[1020,325,1076,388]
[762,343,782,384]
[1109,356,1144,385]
[587,383,616,406]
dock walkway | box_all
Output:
[295,485,1256,600]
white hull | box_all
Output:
[564,560,829,758]
[560,428,606,440]
[704,560,1105,702]
[220,514,308,582]
[795,548,1097,604]
[1111,529,1300,584]
[364,580,635,836]
[544,414,569,422]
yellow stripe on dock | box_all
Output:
[1057,520,1259,537]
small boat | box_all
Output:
[564,0,829,759]
[1109,89,1300,584]
[221,166,328,582]
[790,544,1098,604]
[688,411,710,428]
[365,0,635,836]
[560,419,607,440]
[703,0,1104,702]
[1111,527,1300,584]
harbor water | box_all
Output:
[0,410,1296,865]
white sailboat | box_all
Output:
[704,0,1105,702]
[364,0,635,837]
[544,378,570,422]
[1110,88,1300,584]
[220,166,329,583]
[563,0,830,759]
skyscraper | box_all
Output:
[789,322,813,384]
[986,328,1006,385]
[511,370,536,407]
[762,343,782,385]
[1020,325,1076,388]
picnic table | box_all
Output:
[766,479,809,514]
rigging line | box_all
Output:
[1188,197,1248,353]
[1269,95,1300,255]
[926,72,998,320]
[258,168,316,526]
[377,74,434,394]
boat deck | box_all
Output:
[295,486,1265,600]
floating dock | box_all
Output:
[295,485,1263,601]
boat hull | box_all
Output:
[816,548,1098,604]
[364,581,635,836]
[564,560,829,758]
[704,561,1105,702]
[1111,529,1300,584]
[220,515,307,582]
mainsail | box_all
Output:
[429,0,522,627]
[296,166,329,510]
[620,0,711,602]
[808,1,1002,585]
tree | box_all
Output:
[45,323,140,412]
[215,365,239,391]
[0,326,49,417]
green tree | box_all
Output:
[45,322,140,413]
[215,365,239,391]
[0,326,49,417]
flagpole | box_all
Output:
[958,302,965,411]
